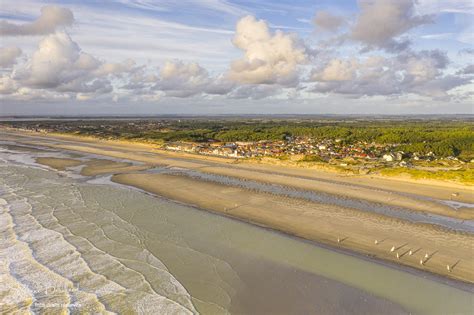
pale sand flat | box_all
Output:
[35,157,83,171]
[112,172,474,284]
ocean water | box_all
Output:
[0,166,197,314]
[0,143,473,314]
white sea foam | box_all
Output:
[0,162,198,314]
[86,175,114,185]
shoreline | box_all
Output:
[2,129,474,285]
[111,172,474,284]
[94,170,474,293]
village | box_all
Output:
[164,137,440,166]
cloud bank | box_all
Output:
[0,2,472,109]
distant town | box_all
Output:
[163,137,433,165]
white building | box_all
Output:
[383,153,395,162]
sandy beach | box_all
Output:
[112,172,474,284]
[3,130,474,285]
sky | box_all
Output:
[0,0,473,115]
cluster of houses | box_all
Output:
[165,137,435,163]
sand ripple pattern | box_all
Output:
[0,164,198,314]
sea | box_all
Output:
[0,140,473,314]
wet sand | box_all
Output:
[79,159,151,176]
[1,144,50,153]
[36,156,151,176]
[177,164,474,220]
[112,172,474,284]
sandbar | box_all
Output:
[112,172,474,284]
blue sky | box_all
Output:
[0,0,473,115]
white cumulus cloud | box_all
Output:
[2,32,137,99]
[153,60,211,97]
[229,15,308,85]
[0,6,74,36]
